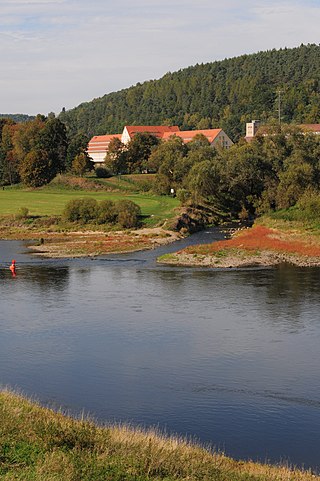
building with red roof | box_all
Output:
[300,124,320,134]
[87,134,122,164]
[162,128,233,148]
[121,125,180,144]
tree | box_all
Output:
[223,142,270,214]
[126,133,160,173]
[0,121,20,185]
[276,154,314,208]
[187,133,211,150]
[186,160,223,205]
[66,132,90,171]
[72,152,93,176]
[12,116,45,164]
[149,136,187,176]
[8,116,69,187]
[174,143,215,185]
[104,137,127,174]
[39,117,68,174]
[19,149,53,187]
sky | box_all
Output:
[1,0,320,115]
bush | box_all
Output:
[79,198,99,223]
[115,200,141,228]
[297,189,320,220]
[98,200,116,224]
[176,188,190,205]
[63,198,98,223]
[15,207,29,219]
[95,167,112,178]
[63,199,83,222]
[63,197,141,227]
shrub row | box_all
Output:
[63,198,141,228]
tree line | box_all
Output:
[1,113,320,224]
[0,115,92,187]
[103,126,320,221]
[157,126,320,219]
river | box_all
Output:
[1,228,320,471]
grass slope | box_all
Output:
[0,390,318,481]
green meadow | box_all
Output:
[0,187,179,227]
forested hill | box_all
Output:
[0,114,34,123]
[59,44,320,141]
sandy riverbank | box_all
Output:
[0,223,181,258]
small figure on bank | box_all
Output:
[10,259,16,277]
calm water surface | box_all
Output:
[1,230,320,471]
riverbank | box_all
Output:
[0,390,318,481]
[0,220,181,257]
[158,220,320,268]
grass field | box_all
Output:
[0,188,179,227]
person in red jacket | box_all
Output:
[9,259,16,277]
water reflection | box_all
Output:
[22,266,70,292]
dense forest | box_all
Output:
[59,44,320,141]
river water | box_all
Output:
[1,229,320,471]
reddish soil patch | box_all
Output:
[183,225,320,258]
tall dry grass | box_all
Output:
[0,389,318,481]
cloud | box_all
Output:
[0,0,319,114]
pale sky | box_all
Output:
[1,0,319,115]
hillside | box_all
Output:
[59,44,320,141]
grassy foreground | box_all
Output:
[0,391,318,481]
